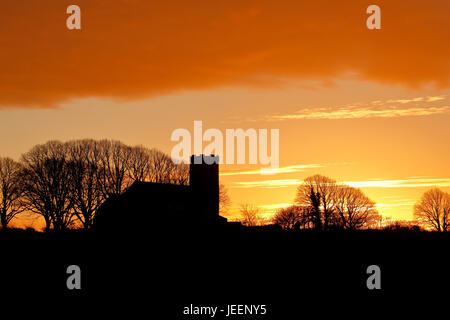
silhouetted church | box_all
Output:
[94,154,228,230]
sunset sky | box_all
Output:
[0,0,449,229]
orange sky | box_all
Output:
[0,0,449,229]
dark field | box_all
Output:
[1,227,448,317]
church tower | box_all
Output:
[189,154,220,220]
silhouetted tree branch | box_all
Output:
[0,157,25,228]
[127,145,152,182]
[240,203,263,226]
[333,185,379,230]
[219,184,231,216]
[148,149,189,185]
[295,175,338,230]
[295,175,381,231]
[96,140,132,198]
[414,188,450,232]
[272,205,312,230]
[20,141,74,231]
[66,140,104,229]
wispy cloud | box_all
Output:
[271,106,449,121]
[385,95,446,104]
[258,203,293,210]
[375,199,416,209]
[234,179,302,188]
[264,95,449,121]
[233,177,450,189]
[220,164,322,176]
[345,178,450,188]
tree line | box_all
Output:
[270,175,380,231]
[2,140,448,232]
[0,139,189,230]
[269,175,450,232]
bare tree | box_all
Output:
[370,213,384,230]
[414,188,450,232]
[295,175,338,230]
[240,203,263,226]
[382,219,421,231]
[333,185,379,230]
[272,205,311,230]
[13,138,202,230]
[66,140,105,229]
[20,141,74,231]
[169,162,189,185]
[147,149,189,185]
[219,184,231,216]
[127,145,152,182]
[0,157,25,228]
[148,149,173,183]
[96,140,132,197]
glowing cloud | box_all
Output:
[271,106,449,120]
[0,0,448,107]
[234,177,450,190]
[220,164,322,176]
[265,95,450,121]
[345,178,450,188]
[234,179,302,188]
[258,203,293,210]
